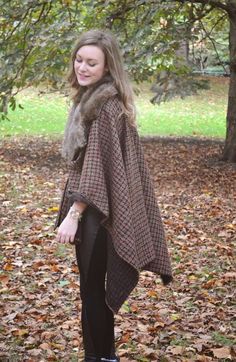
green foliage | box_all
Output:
[212,332,235,347]
[0,0,87,114]
[83,0,190,81]
[189,7,229,72]
[150,70,210,104]
[0,0,231,117]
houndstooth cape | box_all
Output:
[55,76,173,313]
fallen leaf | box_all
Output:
[212,347,231,359]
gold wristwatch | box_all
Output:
[68,207,83,221]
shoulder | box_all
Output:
[92,96,126,142]
[100,95,122,119]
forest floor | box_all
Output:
[0,136,235,362]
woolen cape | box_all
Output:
[55,76,173,314]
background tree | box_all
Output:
[86,0,234,161]
[0,0,84,112]
[174,1,235,162]
[1,0,235,162]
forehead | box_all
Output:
[76,45,105,60]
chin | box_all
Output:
[78,79,88,86]
[78,79,96,87]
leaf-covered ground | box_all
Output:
[0,136,235,362]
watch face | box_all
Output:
[69,209,82,220]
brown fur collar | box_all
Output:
[61,75,118,161]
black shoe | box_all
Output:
[84,356,100,362]
[84,358,119,362]
[84,354,120,362]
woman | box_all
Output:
[55,29,173,362]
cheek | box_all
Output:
[74,61,81,72]
[97,64,106,76]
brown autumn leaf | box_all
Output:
[1,132,235,361]
[51,342,66,351]
[196,355,213,361]
[130,304,139,313]
[50,264,60,272]
[166,345,184,355]
[12,329,29,337]
[223,271,236,281]
[39,342,51,350]
[32,260,45,270]
[147,290,158,298]
[0,274,9,285]
[27,349,41,357]
[202,279,217,289]
[212,347,232,359]
[41,331,57,340]
[3,262,14,271]
[119,332,132,344]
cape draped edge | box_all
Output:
[55,85,173,313]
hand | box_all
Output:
[56,214,80,244]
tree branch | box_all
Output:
[4,1,50,42]
[32,1,53,26]
[199,13,227,41]
[186,4,215,23]
[175,0,229,12]
[5,7,32,41]
[199,17,229,74]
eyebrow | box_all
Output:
[76,54,98,62]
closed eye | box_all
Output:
[75,57,97,67]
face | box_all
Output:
[74,45,107,87]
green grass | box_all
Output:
[135,77,228,138]
[1,90,68,136]
[0,77,228,138]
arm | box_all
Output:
[56,98,119,243]
[56,201,87,244]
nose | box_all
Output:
[79,61,87,72]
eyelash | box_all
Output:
[75,59,96,67]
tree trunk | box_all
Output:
[222,8,236,162]
[2,95,9,114]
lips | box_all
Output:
[78,74,89,80]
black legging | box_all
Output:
[75,207,116,360]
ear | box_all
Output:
[103,66,109,75]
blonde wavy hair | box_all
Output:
[67,29,136,127]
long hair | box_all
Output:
[67,29,136,127]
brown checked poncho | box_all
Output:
[55,76,173,313]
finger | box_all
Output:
[56,233,61,242]
[63,234,70,244]
[61,235,67,243]
[56,233,60,241]
[57,232,65,244]
[57,236,63,243]
[69,234,75,244]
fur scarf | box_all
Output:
[61,75,118,161]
